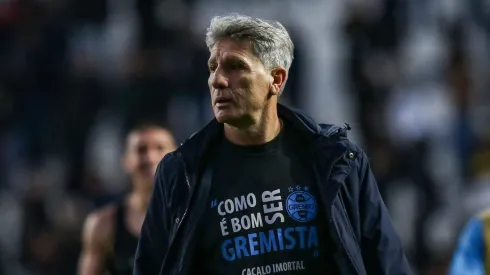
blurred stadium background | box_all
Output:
[1,0,490,274]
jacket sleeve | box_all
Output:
[358,151,412,274]
[449,218,485,275]
[133,158,171,275]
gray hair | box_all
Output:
[205,13,294,72]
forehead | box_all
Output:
[127,129,173,148]
[209,39,257,62]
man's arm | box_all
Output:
[133,159,171,275]
[78,211,112,275]
[357,151,412,274]
[449,218,485,275]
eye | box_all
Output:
[227,61,246,71]
[208,65,217,72]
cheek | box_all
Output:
[256,74,271,91]
[238,76,252,89]
[125,162,138,173]
[240,76,269,99]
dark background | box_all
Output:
[1,0,490,274]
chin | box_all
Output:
[141,181,154,191]
[215,114,232,124]
[140,173,155,184]
[214,109,238,124]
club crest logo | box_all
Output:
[286,186,317,222]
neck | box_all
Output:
[224,106,281,145]
[127,188,151,214]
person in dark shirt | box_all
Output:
[78,123,176,275]
[192,123,339,274]
[189,16,341,273]
[134,13,411,275]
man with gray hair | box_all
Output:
[134,13,411,275]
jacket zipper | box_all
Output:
[159,152,191,275]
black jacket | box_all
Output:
[134,104,411,275]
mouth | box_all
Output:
[215,97,233,106]
[140,165,156,175]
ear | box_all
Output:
[269,67,287,96]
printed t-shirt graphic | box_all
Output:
[191,125,340,275]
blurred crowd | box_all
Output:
[1,0,490,274]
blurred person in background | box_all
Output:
[449,147,490,275]
[134,13,410,275]
[449,210,488,275]
[78,123,176,275]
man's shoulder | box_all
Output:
[316,122,360,152]
[313,122,369,177]
[86,203,117,227]
[317,123,341,137]
[318,123,351,138]
[82,203,118,245]
[159,151,181,167]
[171,120,222,168]
[156,152,184,182]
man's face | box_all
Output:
[208,39,272,125]
[124,129,176,190]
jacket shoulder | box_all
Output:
[317,123,362,156]
[158,152,181,171]
[318,124,341,137]
[318,123,351,138]
[156,152,184,188]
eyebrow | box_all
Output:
[208,55,249,68]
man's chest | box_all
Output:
[204,154,327,255]
[189,139,340,274]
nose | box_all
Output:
[210,68,228,89]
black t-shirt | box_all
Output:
[106,202,139,275]
[192,124,339,275]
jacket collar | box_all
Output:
[176,103,347,170]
